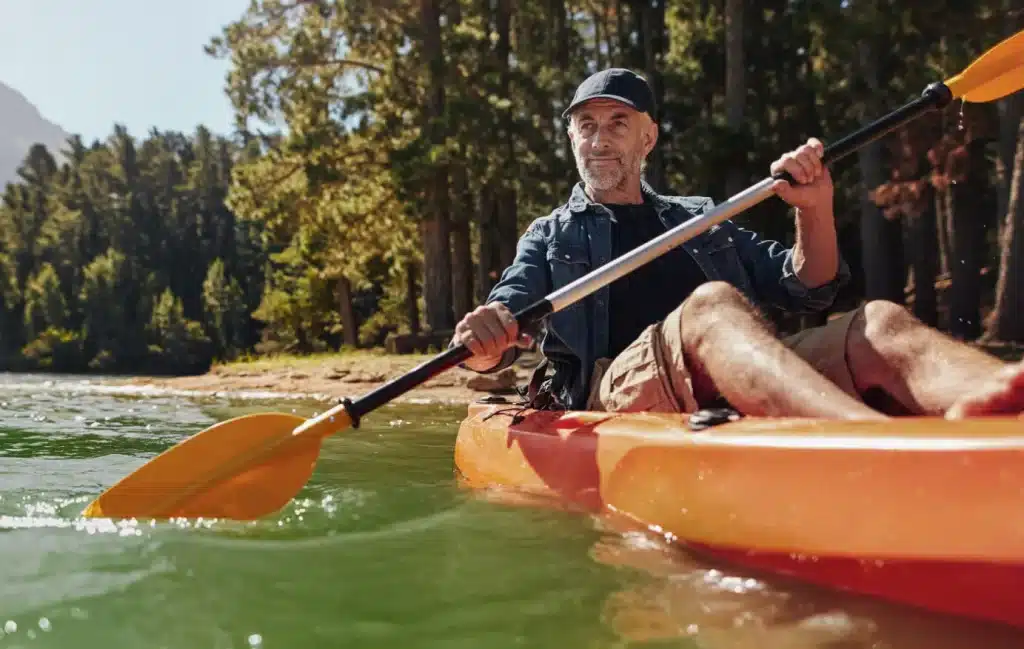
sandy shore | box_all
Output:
[112,351,544,404]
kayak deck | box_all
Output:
[453,402,1024,627]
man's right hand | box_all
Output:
[453,302,531,372]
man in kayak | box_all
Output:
[452,67,1024,420]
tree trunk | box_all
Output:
[946,188,983,339]
[998,94,1023,236]
[476,186,501,303]
[996,0,1024,234]
[947,135,991,340]
[857,37,905,303]
[554,0,574,196]
[935,185,951,279]
[638,0,667,191]
[616,0,628,64]
[724,0,746,197]
[499,187,518,269]
[419,0,454,331]
[700,0,714,120]
[859,162,905,305]
[420,215,453,332]
[336,276,358,348]
[984,116,1024,342]
[495,0,518,273]
[406,262,420,335]
[450,164,475,319]
[592,7,604,69]
[908,192,939,327]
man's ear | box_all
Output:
[644,121,659,155]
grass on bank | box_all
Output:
[214,347,440,373]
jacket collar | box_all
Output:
[563,179,720,245]
[566,179,673,216]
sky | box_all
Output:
[0,0,252,142]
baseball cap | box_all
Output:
[562,68,656,119]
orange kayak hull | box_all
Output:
[454,402,1024,627]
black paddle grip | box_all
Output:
[772,81,953,187]
[348,299,554,420]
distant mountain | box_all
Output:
[0,82,70,188]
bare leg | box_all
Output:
[845,300,1024,417]
[675,282,887,420]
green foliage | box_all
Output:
[251,246,338,355]
[0,0,1019,376]
[147,289,212,374]
[0,122,266,372]
[21,327,83,371]
[78,247,131,366]
[23,263,66,340]
[202,258,249,360]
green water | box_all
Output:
[0,373,1020,649]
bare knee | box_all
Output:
[675,281,766,343]
[857,300,918,348]
[679,281,749,318]
[673,282,774,406]
[848,300,920,389]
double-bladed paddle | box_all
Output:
[81,28,1024,521]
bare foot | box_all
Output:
[945,362,1024,419]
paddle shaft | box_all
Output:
[773,81,952,184]
[307,80,954,430]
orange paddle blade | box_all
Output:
[81,411,342,519]
[944,28,1024,102]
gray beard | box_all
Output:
[575,151,644,192]
[578,161,624,190]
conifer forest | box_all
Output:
[2,0,1022,373]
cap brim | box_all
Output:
[561,94,640,119]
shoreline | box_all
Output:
[102,350,544,405]
[71,339,1024,406]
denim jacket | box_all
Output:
[478,181,851,410]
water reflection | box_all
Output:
[591,525,1024,648]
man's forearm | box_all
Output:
[792,207,839,288]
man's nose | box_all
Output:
[591,126,611,148]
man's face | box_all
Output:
[568,99,655,192]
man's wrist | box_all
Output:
[795,205,835,227]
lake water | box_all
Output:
[0,372,1020,649]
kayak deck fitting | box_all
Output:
[454,401,1024,628]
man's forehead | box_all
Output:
[572,98,639,118]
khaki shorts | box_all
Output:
[585,305,862,413]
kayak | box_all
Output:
[454,400,1024,628]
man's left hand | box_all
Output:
[770,138,833,215]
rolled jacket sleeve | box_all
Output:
[452,220,552,374]
[729,222,851,313]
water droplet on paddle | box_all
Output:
[957,101,965,131]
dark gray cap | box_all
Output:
[562,68,656,119]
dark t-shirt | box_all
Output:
[606,201,707,358]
